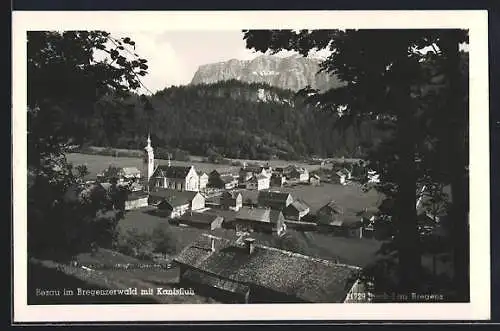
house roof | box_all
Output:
[122,167,141,177]
[311,174,320,179]
[258,191,292,203]
[126,190,149,201]
[178,212,222,225]
[235,207,271,223]
[336,169,350,177]
[221,191,242,199]
[149,188,199,207]
[241,165,264,173]
[255,174,269,180]
[154,165,193,179]
[269,210,284,224]
[174,234,361,303]
[285,200,310,214]
[319,201,344,214]
[196,170,208,177]
[221,174,236,183]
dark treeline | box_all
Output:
[84,80,386,160]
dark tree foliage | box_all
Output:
[79,79,387,161]
[243,29,469,300]
[27,31,149,259]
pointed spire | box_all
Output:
[168,153,171,167]
[147,133,151,147]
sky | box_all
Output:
[95,30,468,95]
[96,30,329,94]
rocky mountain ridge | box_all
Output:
[190,54,343,92]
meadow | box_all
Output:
[65,152,326,180]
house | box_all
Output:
[121,167,142,181]
[148,188,205,218]
[288,166,309,182]
[150,164,199,192]
[220,191,243,211]
[309,174,321,186]
[128,181,144,192]
[198,172,209,191]
[332,169,348,186]
[247,174,270,191]
[124,190,149,210]
[332,215,364,238]
[173,234,366,303]
[230,206,286,236]
[177,212,224,230]
[239,163,272,182]
[221,175,239,190]
[367,169,380,184]
[283,199,310,221]
[257,191,294,210]
[208,170,238,189]
[316,201,364,237]
[270,173,286,187]
[316,201,344,227]
[100,166,141,184]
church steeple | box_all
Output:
[144,133,154,183]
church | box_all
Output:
[144,135,200,192]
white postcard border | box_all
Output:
[12,10,490,322]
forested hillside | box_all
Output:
[83,80,385,160]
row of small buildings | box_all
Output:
[123,186,378,240]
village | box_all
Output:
[63,135,449,304]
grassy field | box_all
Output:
[284,183,383,213]
[66,153,239,179]
[66,152,326,180]
[239,183,383,214]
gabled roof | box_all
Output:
[178,212,223,225]
[285,200,310,214]
[154,165,193,179]
[241,165,264,173]
[174,234,361,303]
[126,190,149,201]
[269,209,284,224]
[258,191,292,203]
[149,188,200,207]
[221,191,242,199]
[318,201,344,214]
[235,207,271,223]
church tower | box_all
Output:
[144,134,155,182]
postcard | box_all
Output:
[12,9,490,323]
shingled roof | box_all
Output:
[221,191,242,199]
[178,212,222,225]
[149,188,199,207]
[284,200,310,214]
[235,207,271,223]
[154,165,193,179]
[174,234,362,303]
[258,191,292,203]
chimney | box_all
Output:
[210,237,216,252]
[244,237,256,254]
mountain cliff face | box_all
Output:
[190,55,343,92]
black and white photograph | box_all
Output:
[12,10,490,322]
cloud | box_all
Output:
[94,31,189,94]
